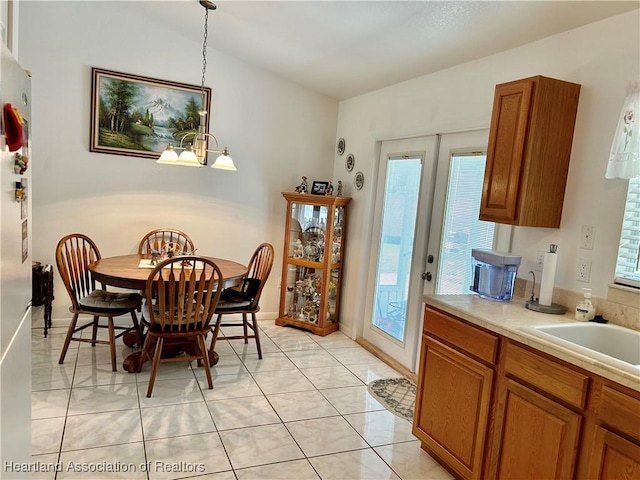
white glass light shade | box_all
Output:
[176,148,202,167]
[211,151,237,171]
[157,145,179,164]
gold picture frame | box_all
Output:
[90,68,211,159]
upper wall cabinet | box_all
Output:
[479,75,581,228]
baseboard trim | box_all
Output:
[355,337,417,384]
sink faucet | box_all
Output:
[528,270,538,302]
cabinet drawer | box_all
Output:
[424,307,499,365]
[598,385,640,441]
[504,342,589,409]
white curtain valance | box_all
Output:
[606,81,640,179]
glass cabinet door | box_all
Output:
[288,202,329,261]
[278,192,351,335]
[331,206,344,263]
[284,266,326,324]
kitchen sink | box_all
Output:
[522,322,640,375]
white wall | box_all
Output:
[335,11,640,336]
[19,1,338,318]
[17,4,640,335]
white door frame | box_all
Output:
[362,136,438,372]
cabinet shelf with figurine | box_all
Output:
[276,192,351,336]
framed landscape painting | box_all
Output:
[90,68,211,159]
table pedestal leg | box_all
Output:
[122,348,219,373]
[208,350,219,366]
[123,352,144,373]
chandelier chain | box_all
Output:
[201,8,209,107]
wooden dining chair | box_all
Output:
[136,228,196,319]
[56,234,144,371]
[208,243,274,361]
[138,228,195,256]
[139,256,223,397]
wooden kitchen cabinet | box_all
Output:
[276,192,351,336]
[413,307,498,480]
[479,75,581,227]
[587,427,640,479]
[583,383,640,479]
[487,342,586,480]
[416,305,640,480]
[493,379,582,480]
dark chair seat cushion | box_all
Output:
[79,290,142,314]
[220,278,261,304]
[215,299,252,311]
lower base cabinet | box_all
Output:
[583,382,640,479]
[413,335,493,479]
[415,305,640,480]
[587,426,640,479]
[491,379,581,479]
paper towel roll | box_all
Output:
[539,250,557,306]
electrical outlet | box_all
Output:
[576,258,592,282]
[580,225,595,250]
[534,251,544,271]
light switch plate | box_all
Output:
[580,225,595,250]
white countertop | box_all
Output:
[423,294,640,392]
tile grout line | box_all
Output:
[32,313,420,480]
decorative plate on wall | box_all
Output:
[354,171,364,190]
[345,153,355,172]
[336,138,346,156]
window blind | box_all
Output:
[614,177,640,288]
[436,152,495,294]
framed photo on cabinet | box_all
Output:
[311,181,330,195]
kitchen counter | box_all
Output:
[423,293,640,392]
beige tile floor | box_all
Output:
[31,308,453,480]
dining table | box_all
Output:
[89,253,248,372]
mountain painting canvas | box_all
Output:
[90,68,211,159]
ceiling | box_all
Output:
[121,1,639,100]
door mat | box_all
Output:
[367,377,416,422]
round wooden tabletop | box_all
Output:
[89,254,248,291]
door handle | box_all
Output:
[421,272,432,281]
[427,255,434,264]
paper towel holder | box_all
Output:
[525,270,567,314]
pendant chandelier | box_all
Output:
[157,0,235,170]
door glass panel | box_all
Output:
[436,152,495,294]
[372,157,422,342]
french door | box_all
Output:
[424,130,505,299]
[362,136,438,369]
[363,130,502,372]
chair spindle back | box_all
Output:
[56,233,101,310]
[145,256,223,333]
[246,243,274,309]
[138,228,195,255]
